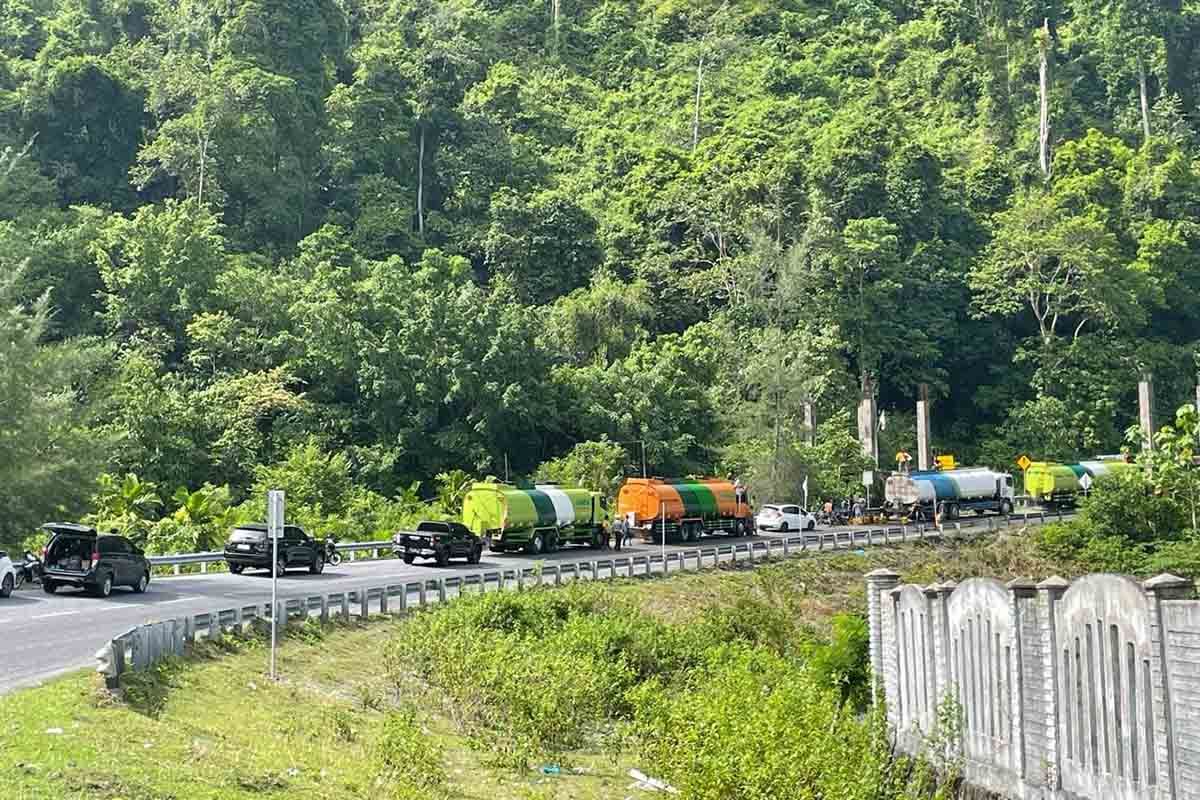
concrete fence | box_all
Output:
[866,568,1200,800]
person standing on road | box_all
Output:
[611,518,623,552]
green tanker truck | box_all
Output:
[462,482,610,554]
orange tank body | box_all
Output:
[617,479,684,524]
[697,479,740,516]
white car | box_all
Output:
[0,551,15,597]
[756,504,817,533]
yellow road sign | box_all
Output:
[1016,455,1032,471]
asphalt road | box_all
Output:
[0,510,1065,694]
[0,531,803,694]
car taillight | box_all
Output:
[90,550,100,570]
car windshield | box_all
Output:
[761,505,780,513]
[416,522,449,533]
[229,528,266,543]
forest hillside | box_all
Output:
[2,0,1199,545]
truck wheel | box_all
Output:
[403,554,415,565]
[435,547,449,567]
[545,534,559,554]
[42,580,57,594]
[229,563,243,575]
[309,555,325,575]
[1000,499,1013,516]
[469,545,482,565]
[949,504,960,520]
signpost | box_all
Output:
[1016,454,1032,472]
[862,470,874,511]
[802,475,809,511]
[268,489,284,681]
[1079,472,1093,497]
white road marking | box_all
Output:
[32,610,80,619]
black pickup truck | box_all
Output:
[392,521,483,567]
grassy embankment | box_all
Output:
[1,529,1070,800]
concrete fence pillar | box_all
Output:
[1144,573,1194,800]
[1036,576,1070,791]
[1006,578,1038,786]
[866,569,902,704]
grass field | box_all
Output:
[0,529,1066,800]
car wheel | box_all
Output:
[309,555,325,575]
[229,563,243,575]
[42,580,57,594]
[132,572,149,593]
[779,522,789,532]
[95,574,113,598]
[276,558,287,576]
[469,545,482,565]
[435,547,449,567]
[807,520,816,531]
[403,554,415,565]
[0,574,12,598]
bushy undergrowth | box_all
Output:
[385,582,951,798]
[1037,469,1200,577]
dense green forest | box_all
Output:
[2,0,1199,547]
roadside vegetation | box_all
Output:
[1,534,1084,800]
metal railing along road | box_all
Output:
[146,507,1068,574]
[99,510,1068,685]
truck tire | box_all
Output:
[469,545,482,564]
[229,563,243,575]
[309,555,325,575]
[435,547,449,567]
[42,580,57,594]
[403,554,415,565]
[1000,499,1013,516]
[528,533,544,555]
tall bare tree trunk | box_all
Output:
[550,0,560,50]
[417,124,425,236]
[197,133,207,206]
[1038,19,1052,180]
[692,56,704,151]
[1139,65,1152,143]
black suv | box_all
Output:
[393,521,482,566]
[224,523,325,575]
[41,523,152,597]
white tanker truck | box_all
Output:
[884,467,1015,520]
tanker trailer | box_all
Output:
[616,477,754,543]
[884,468,1014,520]
[462,482,608,554]
[1025,458,1136,507]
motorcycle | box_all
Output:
[13,550,43,589]
[324,538,342,567]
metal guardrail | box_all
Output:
[148,540,393,574]
[97,510,1068,685]
[145,507,1068,574]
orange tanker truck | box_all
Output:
[616,477,753,543]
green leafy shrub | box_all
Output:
[806,613,872,710]
[629,647,897,800]
[375,710,448,797]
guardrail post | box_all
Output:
[200,561,207,574]
[207,612,219,641]
[399,585,409,612]
[372,547,379,559]
[339,593,350,621]
[552,565,562,585]
[498,570,507,590]
[517,569,526,591]
[731,545,738,564]
[783,536,790,556]
[173,564,181,576]
[379,587,389,615]
[628,558,636,578]
[358,587,369,618]
[437,578,447,602]
[644,557,652,577]
[419,581,428,606]
[275,601,286,635]
[589,560,598,580]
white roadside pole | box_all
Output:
[1079,472,1093,499]
[660,502,666,570]
[862,470,874,514]
[268,489,285,680]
